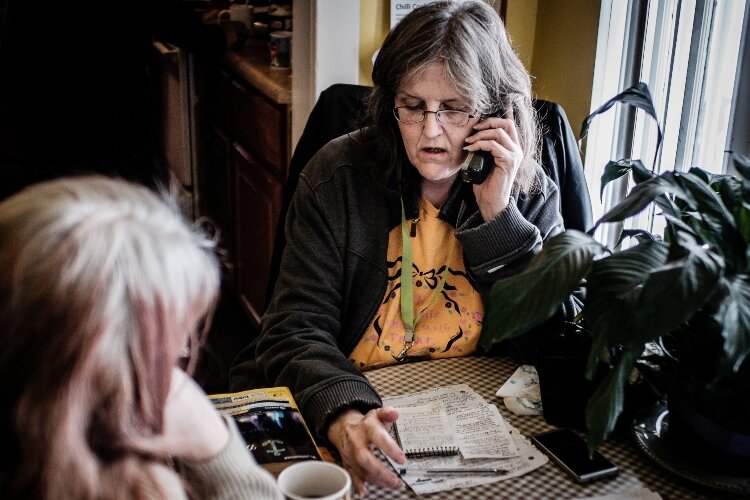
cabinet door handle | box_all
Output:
[152,40,178,65]
[153,40,177,56]
[231,80,247,93]
[232,141,253,163]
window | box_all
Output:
[584,0,749,247]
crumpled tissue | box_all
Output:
[496,365,543,416]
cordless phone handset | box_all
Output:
[460,108,505,184]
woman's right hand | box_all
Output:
[326,407,406,496]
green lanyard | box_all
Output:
[396,198,451,362]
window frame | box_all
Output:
[584,0,750,247]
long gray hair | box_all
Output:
[364,0,539,191]
[0,176,220,498]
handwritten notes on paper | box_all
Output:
[384,384,548,495]
[454,403,516,459]
[394,403,458,457]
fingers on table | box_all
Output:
[341,410,405,493]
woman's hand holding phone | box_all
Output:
[463,107,524,222]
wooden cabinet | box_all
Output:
[233,143,283,326]
[195,58,290,328]
[200,120,236,282]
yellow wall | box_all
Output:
[505,0,538,72]
[527,0,600,135]
[359,1,390,85]
[358,0,600,137]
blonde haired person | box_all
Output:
[0,176,282,499]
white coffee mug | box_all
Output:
[219,3,253,30]
[277,461,351,500]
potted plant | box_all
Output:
[480,82,750,459]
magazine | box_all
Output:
[209,386,322,475]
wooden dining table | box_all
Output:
[362,356,741,499]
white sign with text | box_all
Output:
[390,0,436,28]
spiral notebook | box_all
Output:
[393,403,459,458]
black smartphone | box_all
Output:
[531,428,618,483]
[460,108,504,184]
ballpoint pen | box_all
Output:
[398,468,509,476]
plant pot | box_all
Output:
[536,323,661,434]
[535,322,596,431]
[667,387,750,466]
[661,313,750,464]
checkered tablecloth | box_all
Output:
[364,356,725,499]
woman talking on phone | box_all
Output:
[231,0,580,494]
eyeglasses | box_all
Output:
[393,106,477,127]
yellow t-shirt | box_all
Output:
[349,198,484,371]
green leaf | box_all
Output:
[661,212,697,237]
[584,240,669,375]
[709,174,742,218]
[734,155,750,182]
[598,159,653,202]
[712,275,750,372]
[616,229,657,248]
[580,82,662,159]
[480,231,604,350]
[687,166,712,184]
[596,174,692,226]
[655,195,685,243]
[739,202,750,249]
[731,155,750,200]
[631,232,724,339]
[585,349,640,454]
[676,172,738,240]
[679,172,733,219]
[600,159,637,200]
[631,160,653,184]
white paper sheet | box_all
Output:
[383,385,548,495]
